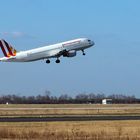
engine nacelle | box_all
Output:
[63,50,76,57]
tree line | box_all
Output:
[0,91,139,104]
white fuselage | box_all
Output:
[0,38,94,62]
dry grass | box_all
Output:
[0,108,140,117]
[0,121,139,139]
[0,104,140,116]
[0,104,140,108]
[0,104,139,139]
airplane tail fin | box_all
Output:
[0,39,17,57]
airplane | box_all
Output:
[0,38,94,63]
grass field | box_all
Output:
[0,104,139,116]
[0,104,140,108]
[0,104,139,139]
[0,121,139,139]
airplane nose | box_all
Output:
[90,41,95,46]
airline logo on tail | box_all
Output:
[0,40,17,57]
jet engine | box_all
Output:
[63,50,76,57]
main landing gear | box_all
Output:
[82,50,86,56]
[46,59,50,64]
[55,58,60,63]
[46,59,60,64]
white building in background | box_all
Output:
[102,99,112,104]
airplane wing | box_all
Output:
[51,49,76,58]
[48,49,67,58]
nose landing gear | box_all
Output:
[82,50,86,55]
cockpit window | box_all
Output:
[88,39,91,42]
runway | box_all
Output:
[0,115,140,122]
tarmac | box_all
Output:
[0,115,140,122]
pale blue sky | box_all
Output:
[0,0,140,97]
